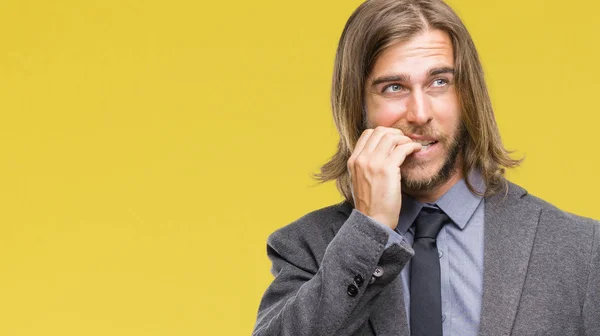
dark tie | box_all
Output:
[410,207,451,336]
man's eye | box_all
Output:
[432,78,448,87]
[383,84,403,93]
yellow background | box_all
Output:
[0,0,598,334]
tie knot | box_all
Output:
[414,207,450,239]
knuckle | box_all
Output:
[391,133,402,142]
[366,161,379,172]
[356,156,369,167]
[373,126,387,135]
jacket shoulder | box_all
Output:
[506,180,599,231]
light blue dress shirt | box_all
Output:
[374,172,485,336]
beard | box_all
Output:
[400,122,466,193]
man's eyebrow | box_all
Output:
[370,74,410,87]
[429,66,455,76]
[370,67,455,87]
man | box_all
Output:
[253,0,600,335]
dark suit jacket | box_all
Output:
[253,181,600,335]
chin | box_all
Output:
[401,153,460,193]
[400,130,464,194]
[401,162,445,191]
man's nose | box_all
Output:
[406,89,432,125]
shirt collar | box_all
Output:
[396,170,485,233]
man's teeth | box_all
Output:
[414,140,436,150]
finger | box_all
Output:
[358,134,413,178]
[348,129,375,177]
[368,133,413,166]
[371,134,414,161]
[361,126,404,155]
[386,142,423,168]
[351,129,374,158]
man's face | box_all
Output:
[364,29,463,194]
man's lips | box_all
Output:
[405,134,438,149]
[415,141,437,152]
[405,133,436,141]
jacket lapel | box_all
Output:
[478,182,541,336]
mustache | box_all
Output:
[395,125,444,140]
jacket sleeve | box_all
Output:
[252,209,414,336]
[583,219,600,336]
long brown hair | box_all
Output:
[315,0,521,204]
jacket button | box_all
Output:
[373,266,384,278]
[354,275,364,287]
[347,284,359,297]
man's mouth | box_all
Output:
[413,139,438,151]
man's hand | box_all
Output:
[347,126,422,230]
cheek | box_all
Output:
[366,99,407,127]
[431,95,461,132]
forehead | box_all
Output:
[369,29,454,79]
